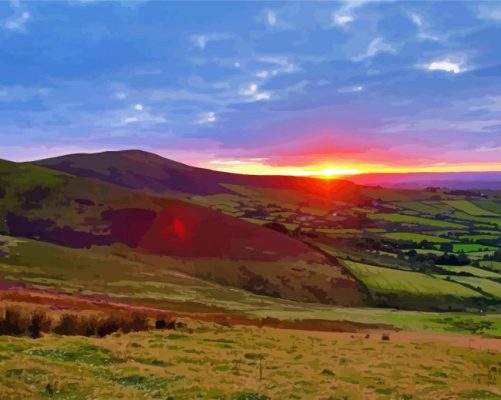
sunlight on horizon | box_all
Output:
[204,159,501,177]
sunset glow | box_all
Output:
[204,160,501,177]
[1,1,500,176]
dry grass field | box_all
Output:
[0,319,499,400]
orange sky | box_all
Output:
[202,160,501,178]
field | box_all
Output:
[439,265,501,279]
[0,322,500,400]
[342,261,479,297]
[445,200,500,217]
[447,277,501,300]
[1,150,501,399]
[367,213,465,229]
[381,232,452,243]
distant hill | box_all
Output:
[347,171,501,190]
[0,157,367,306]
[34,149,360,201]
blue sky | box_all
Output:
[1,0,501,174]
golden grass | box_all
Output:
[0,320,499,399]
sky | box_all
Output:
[1,0,501,176]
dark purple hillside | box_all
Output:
[34,150,361,200]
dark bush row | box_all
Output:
[0,306,177,338]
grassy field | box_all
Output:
[0,322,500,400]
[439,265,501,279]
[481,261,501,272]
[473,200,501,214]
[382,232,452,243]
[368,213,465,229]
[447,277,501,300]
[444,200,500,217]
[342,261,481,298]
[452,243,499,253]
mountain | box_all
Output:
[348,171,501,190]
[35,149,361,201]
[0,156,367,306]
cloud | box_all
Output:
[0,85,50,102]
[338,85,364,93]
[266,10,277,26]
[190,33,233,50]
[240,82,271,102]
[3,9,30,32]
[109,104,168,127]
[196,111,217,125]
[355,38,395,60]
[114,91,127,100]
[330,0,376,28]
[408,12,441,42]
[255,56,298,79]
[260,8,291,30]
[332,13,353,27]
[424,58,466,74]
[477,4,501,22]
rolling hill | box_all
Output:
[0,156,367,306]
[1,150,501,313]
[35,149,362,201]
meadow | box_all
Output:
[0,321,500,400]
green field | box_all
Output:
[444,200,500,217]
[452,243,498,253]
[439,265,501,279]
[459,234,501,241]
[480,261,501,272]
[472,200,501,214]
[396,201,450,215]
[382,232,452,243]
[342,261,481,298]
[447,276,501,299]
[368,213,465,229]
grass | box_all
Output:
[480,261,501,272]
[396,201,449,215]
[0,322,499,400]
[342,261,482,298]
[472,200,501,214]
[452,212,501,227]
[459,234,501,242]
[447,277,501,299]
[452,243,498,253]
[439,265,501,279]
[368,213,465,229]
[382,232,452,243]
[444,200,500,217]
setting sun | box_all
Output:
[313,166,361,178]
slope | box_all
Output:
[0,160,366,306]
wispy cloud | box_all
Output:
[408,12,441,42]
[260,8,291,30]
[107,104,168,127]
[255,56,298,79]
[422,56,467,74]
[477,4,501,22]
[355,38,395,60]
[2,1,31,33]
[338,85,364,93]
[240,82,271,102]
[196,111,217,125]
[190,33,233,50]
[330,0,375,28]
[266,10,277,26]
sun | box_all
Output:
[314,166,361,178]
